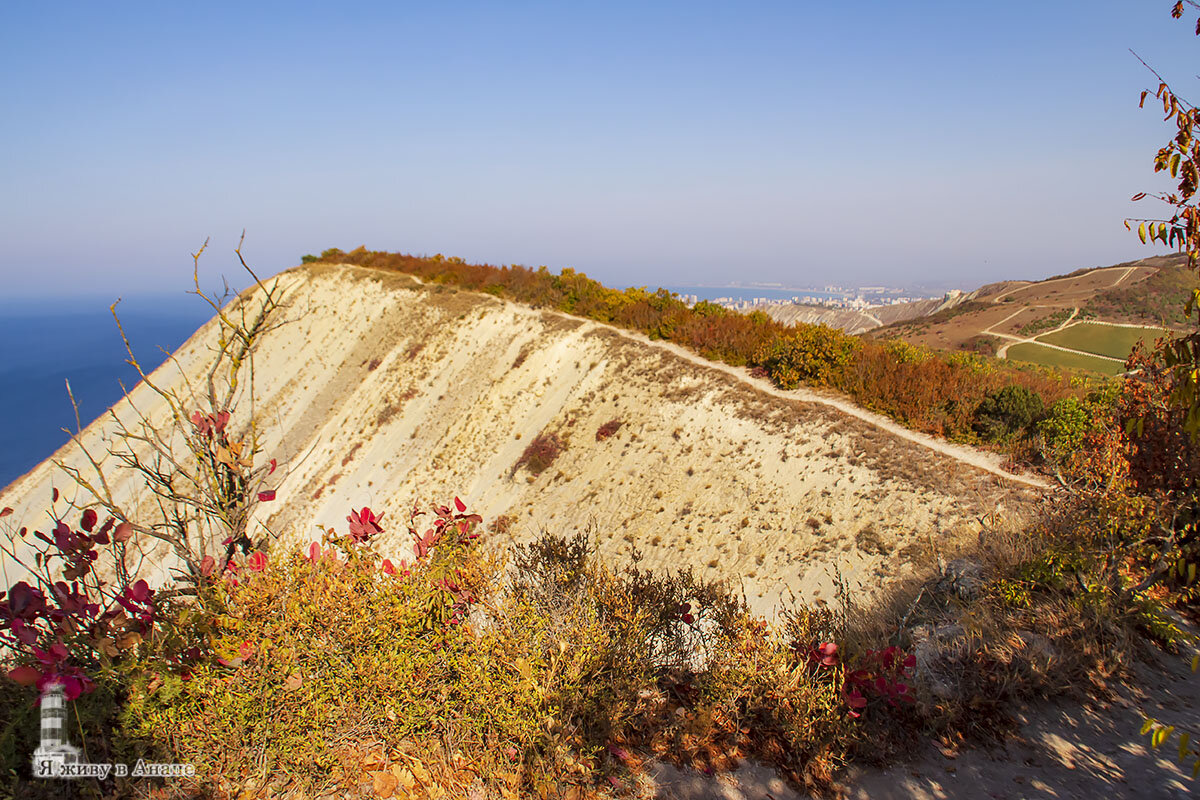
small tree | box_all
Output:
[51,235,288,593]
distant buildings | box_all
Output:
[678,285,936,313]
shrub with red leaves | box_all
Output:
[596,419,624,441]
[1,505,160,699]
[512,432,567,476]
[842,646,917,718]
[346,507,385,543]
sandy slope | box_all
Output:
[0,264,1044,616]
[587,322,1046,489]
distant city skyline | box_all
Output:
[0,1,1190,298]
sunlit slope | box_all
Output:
[0,264,1042,615]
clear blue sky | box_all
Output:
[1,1,1195,297]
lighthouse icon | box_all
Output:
[32,681,81,778]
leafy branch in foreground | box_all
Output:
[52,235,289,592]
[1125,0,1200,774]
[1127,0,1200,438]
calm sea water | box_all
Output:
[0,295,214,492]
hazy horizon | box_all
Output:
[1,2,1192,298]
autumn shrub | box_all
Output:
[9,487,1170,794]
[120,501,543,793]
[883,339,929,365]
[595,419,623,441]
[513,431,567,476]
[959,334,1000,356]
[104,510,871,796]
[754,325,862,389]
[509,533,855,789]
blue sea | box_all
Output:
[0,295,214,491]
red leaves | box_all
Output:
[842,645,916,718]
[307,542,323,563]
[0,507,12,518]
[200,555,216,577]
[218,640,255,668]
[347,507,384,543]
[596,419,624,441]
[843,687,868,718]
[413,529,438,559]
[92,517,113,545]
[6,665,40,686]
[810,642,839,668]
[190,410,230,437]
[10,619,38,645]
[455,496,466,513]
[127,580,152,603]
[1,509,169,703]
[257,490,276,503]
[380,558,410,578]
[268,458,277,475]
[247,551,267,572]
[6,582,47,620]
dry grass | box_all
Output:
[836,503,1142,759]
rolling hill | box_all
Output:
[754,252,1194,375]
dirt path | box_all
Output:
[987,306,1087,359]
[577,322,1049,489]
[1111,265,1138,287]
[989,265,1133,304]
[372,268,1049,489]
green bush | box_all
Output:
[972,385,1046,442]
[1039,397,1091,457]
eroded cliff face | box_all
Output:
[1,265,1041,615]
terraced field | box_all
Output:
[1036,322,1172,360]
[1005,342,1126,375]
